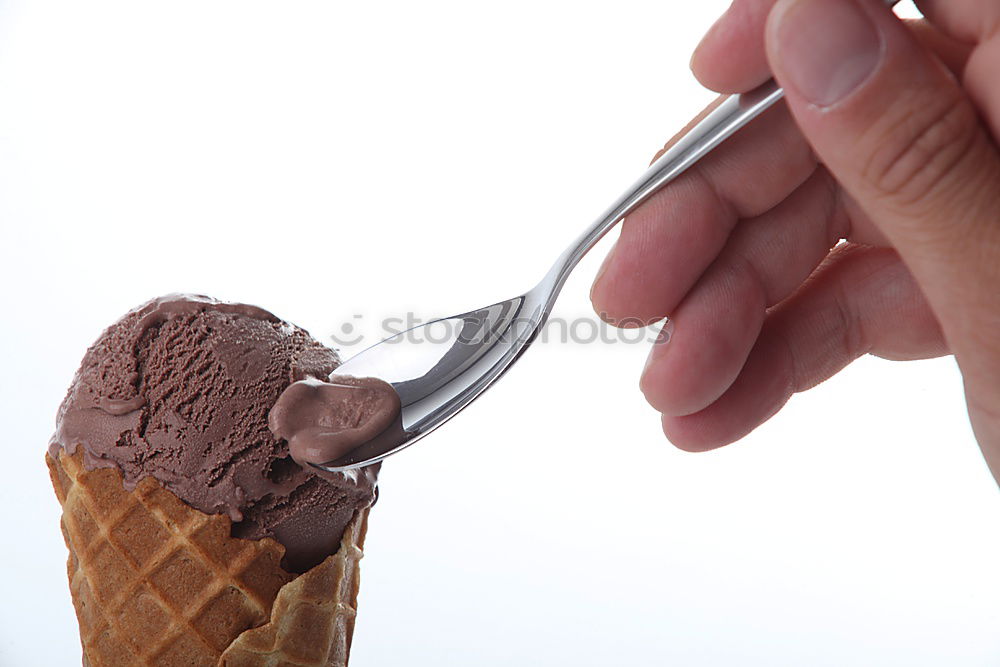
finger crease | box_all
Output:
[865,95,979,210]
[731,250,770,306]
[774,325,803,396]
[831,275,868,361]
[823,170,850,244]
[690,166,739,224]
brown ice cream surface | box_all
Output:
[49,294,386,573]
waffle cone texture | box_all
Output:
[47,449,369,666]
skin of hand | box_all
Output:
[590,0,1000,484]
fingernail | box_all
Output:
[771,0,884,108]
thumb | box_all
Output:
[765,0,1000,478]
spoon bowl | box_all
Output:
[319,290,547,470]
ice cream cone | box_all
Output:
[47,448,368,666]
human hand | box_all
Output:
[590,0,1000,482]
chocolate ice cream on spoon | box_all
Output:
[270,375,404,469]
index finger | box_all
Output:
[692,2,972,94]
[691,0,776,93]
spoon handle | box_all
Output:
[540,80,783,299]
[540,0,900,303]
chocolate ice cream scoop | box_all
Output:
[49,294,386,572]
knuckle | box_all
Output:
[862,92,979,211]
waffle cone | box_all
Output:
[47,449,369,666]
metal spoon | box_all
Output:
[318,0,900,472]
[315,81,783,471]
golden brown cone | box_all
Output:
[47,449,368,666]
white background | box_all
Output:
[2,1,999,665]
